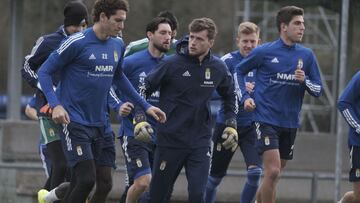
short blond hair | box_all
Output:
[237,22,260,37]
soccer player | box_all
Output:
[38,89,132,203]
[124,10,178,57]
[119,17,172,203]
[139,17,238,203]
[37,0,166,203]
[236,6,322,203]
[119,11,178,203]
[205,22,262,203]
[20,0,88,198]
[338,71,360,203]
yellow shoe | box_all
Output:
[37,189,49,203]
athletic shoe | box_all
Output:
[37,189,49,203]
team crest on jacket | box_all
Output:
[114,50,118,62]
[205,68,211,80]
[297,58,303,69]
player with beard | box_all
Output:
[119,17,172,203]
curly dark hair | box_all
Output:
[92,0,129,22]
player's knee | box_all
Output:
[247,166,262,186]
[266,166,281,181]
[206,175,222,189]
[77,172,96,191]
[133,175,151,192]
[353,191,360,201]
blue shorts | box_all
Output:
[254,122,297,160]
[120,136,155,180]
[61,122,105,167]
[210,123,262,178]
[349,145,360,182]
[95,133,116,169]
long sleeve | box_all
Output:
[216,67,237,122]
[108,87,123,113]
[143,60,168,96]
[21,37,49,88]
[37,34,82,108]
[235,48,262,104]
[338,72,360,134]
[113,66,151,111]
[304,51,322,97]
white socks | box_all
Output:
[44,188,60,203]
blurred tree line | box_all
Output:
[0,0,359,95]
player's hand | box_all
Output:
[295,69,305,83]
[245,82,255,93]
[119,102,134,117]
[244,98,256,112]
[39,103,53,116]
[134,121,154,142]
[221,127,238,152]
[146,106,166,123]
[52,105,70,124]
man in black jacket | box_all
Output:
[138,17,238,203]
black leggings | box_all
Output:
[89,165,113,203]
[61,160,96,203]
[47,140,68,189]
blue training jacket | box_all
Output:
[217,50,256,127]
[119,49,165,139]
[236,38,322,128]
[143,36,237,148]
[38,27,150,127]
[338,71,360,146]
[21,26,68,112]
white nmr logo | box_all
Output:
[95,65,114,72]
[276,73,296,81]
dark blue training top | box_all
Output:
[21,26,68,112]
[236,38,322,128]
[338,71,360,146]
[143,37,237,149]
[217,50,256,127]
[120,49,165,139]
[38,27,150,127]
